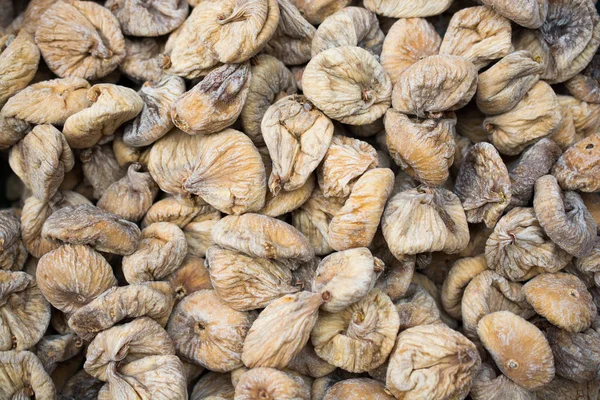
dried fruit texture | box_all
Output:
[63,84,143,149]
[364,0,453,18]
[289,0,350,24]
[318,135,378,198]
[85,317,175,381]
[441,255,488,320]
[324,378,395,400]
[97,355,187,400]
[35,333,83,374]
[0,350,56,399]
[0,210,27,271]
[184,209,222,258]
[386,323,480,400]
[0,271,50,351]
[171,63,251,136]
[485,207,572,281]
[242,291,322,368]
[81,143,126,200]
[35,0,125,80]
[524,273,597,333]
[69,282,175,341]
[312,248,381,313]
[479,0,547,29]
[380,18,441,84]
[328,168,394,251]
[42,204,141,256]
[382,187,470,257]
[536,375,600,400]
[394,283,442,330]
[455,142,511,228]
[546,326,600,383]
[190,372,234,399]
[262,0,313,66]
[552,133,600,192]
[534,175,597,258]
[148,129,267,214]
[440,6,513,70]
[112,131,143,166]
[260,173,315,217]
[470,363,536,400]
[119,38,165,83]
[142,196,208,228]
[20,0,59,35]
[1,77,91,125]
[212,214,313,262]
[163,0,280,79]
[235,367,310,400]
[287,343,336,378]
[122,222,187,284]
[374,254,416,301]
[312,290,399,373]
[61,370,104,400]
[303,46,392,125]
[576,236,600,286]
[206,246,299,311]
[461,270,534,341]
[167,289,254,371]
[105,0,188,37]
[262,95,333,195]
[36,244,117,314]
[0,114,31,150]
[312,7,384,57]
[557,96,600,139]
[455,103,488,143]
[166,255,212,301]
[240,54,297,145]
[123,75,184,148]
[476,50,544,115]
[0,32,40,108]
[509,138,563,207]
[384,109,455,186]
[566,53,600,103]
[477,311,554,390]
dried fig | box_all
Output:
[546,326,600,383]
[235,367,310,400]
[441,255,488,320]
[364,0,453,18]
[166,254,213,301]
[0,31,40,107]
[264,0,315,65]
[565,52,600,103]
[552,133,600,192]
[80,143,126,200]
[105,0,188,37]
[470,363,536,400]
[0,210,27,271]
[0,350,56,399]
[119,37,165,83]
[287,343,336,379]
[184,209,222,258]
[35,333,83,374]
[324,378,395,400]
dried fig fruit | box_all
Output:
[374,254,416,302]
[61,370,104,400]
[80,143,126,200]
[441,255,488,320]
[552,133,600,192]
[63,84,144,149]
[105,0,188,37]
[523,272,597,332]
[559,96,600,138]
[287,343,336,379]
[163,0,280,79]
[546,326,600,383]
[184,209,222,258]
[534,175,597,257]
[235,367,310,400]
[312,289,400,373]
[394,283,442,330]
[9,124,74,202]
[289,0,350,24]
[509,138,562,207]
[240,54,297,145]
[317,135,378,198]
[206,246,299,311]
[42,204,141,256]
[167,289,255,371]
[477,311,554,390]
[470,363,536,400]
[391,54,477,118]
[0,210,27,271]
[35,0,125,80]
[324,378,395,400]
[242,291,323,368]
[311,7,384,56]
[380,18,441,84]
[20,0,59,35]
[262,94,333,194]
[364,0,453,18]
[190,372,234,399]
[455,142,511,228]
[476,50,544,115]
[142,196,208,228]
[171,63,251,136]
[328,168,394,250]
[303,46,392,125]
[382,186,470,257]
[68,282,175,341]
[484,81,561,156]
[0,350,56,399]
[565,52,600,103]
[119,37,165,83]
[485,207,572,281]
[0,270,51,351]
[35,333,83,374]
[260,174,315,217]
[386,323,480,400]
[440,6,513,70]
[1,77,91,125]
[123,75,185,148]
[122,222,187,284]
[479,0,547,29]
[575,235,600,286]
[0,32,40,107]
[37,244,117,314]
[384,109,455,186]
[166,254,212,301]
[212,213,313,262]
[0,114,31,150]
[455,102,488,143]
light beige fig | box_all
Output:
[0,210,27,271]
[105,0,188,37]
[470,363,536,400]
[324,378,395,400]
[260,174,316,217]
[119,37,165,83]
[441,255,488,320]
[184,209,222,258]
[235,367,310,400]
[364,0,453,18]
[80,143,126,200]
[0,351,56,400]
[0,31,40,108]
[289,0,351,24]
[565,53,600,103]
[479,0,547,29]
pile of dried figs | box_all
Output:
[1,0,600,398]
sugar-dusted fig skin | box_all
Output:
[105,0,188,37]
[441,255,488,320]
[552,133,600,192]
[0,31,40,108]
[242,291,323,369]
[303,46,392,125]
[0,350,56,400]
[386,323,481,400]
[477,311,555,390]
[235,367,310,400]
[171,63,251,136]
[533,175,597,258]
[364,0,453,18]
[324,378,395,400]
[35,0,125,80]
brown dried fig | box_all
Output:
[166,254,213,301]
[0,114,31,150]
[546,326,600,383]
[552,133,600,192]
[105,0,188,37]
[260,174,316,217]
[565,52,600,103]
[191,372,235,400]
[142,196,210,228]
[287,343,336,379]
[80,143,126,200]
[479,0,547,29]
[394,282,442,330]
[35,333,83,374]
[0,31,40,108]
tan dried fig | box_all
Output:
[394,283,442,330]
[35,333,83,374]
[0,114,31,150]
[0,31,40,108]
[190,372,234,399]
[546,325,600,383]
[142,196,209,228]
[260,174,315,217]
[119,37,165,83]
[441,255,488,320]
[565,52,600,103]
[166,255,213,301]
[552,133,600,192]
[0,351,56,399]
[287,343,336,379]
[479,0,547,29]
[470,363,536,400]
[289,0,350,24]
[364,0,453,18]
[184,209,222,258]
[105,0,188,37]
[80,143,126,200]
[374,254,416,302]
[235,367,310,400]
[324,378,395,400]
[0,210,27,271]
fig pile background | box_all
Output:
[0,0,600,399]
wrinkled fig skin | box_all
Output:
[441,255,488,320]
[0,350,56,400]
[0,210,27,271]
[324,378,395,400]
[0,114,31,151]
[191,371,235,399]
[264,0,315,65]
[480,0,547,29]
[0,31,40,108]
[235,367,311,400]
[120,37,165,83]
[364,0,453,18]
[105,0,188,37]
[81,143,127,200]
[566,53,600,103]
[35,333,83,373]
[552,133,600,192]
[546,326,600,383]
[470,363,537,400]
